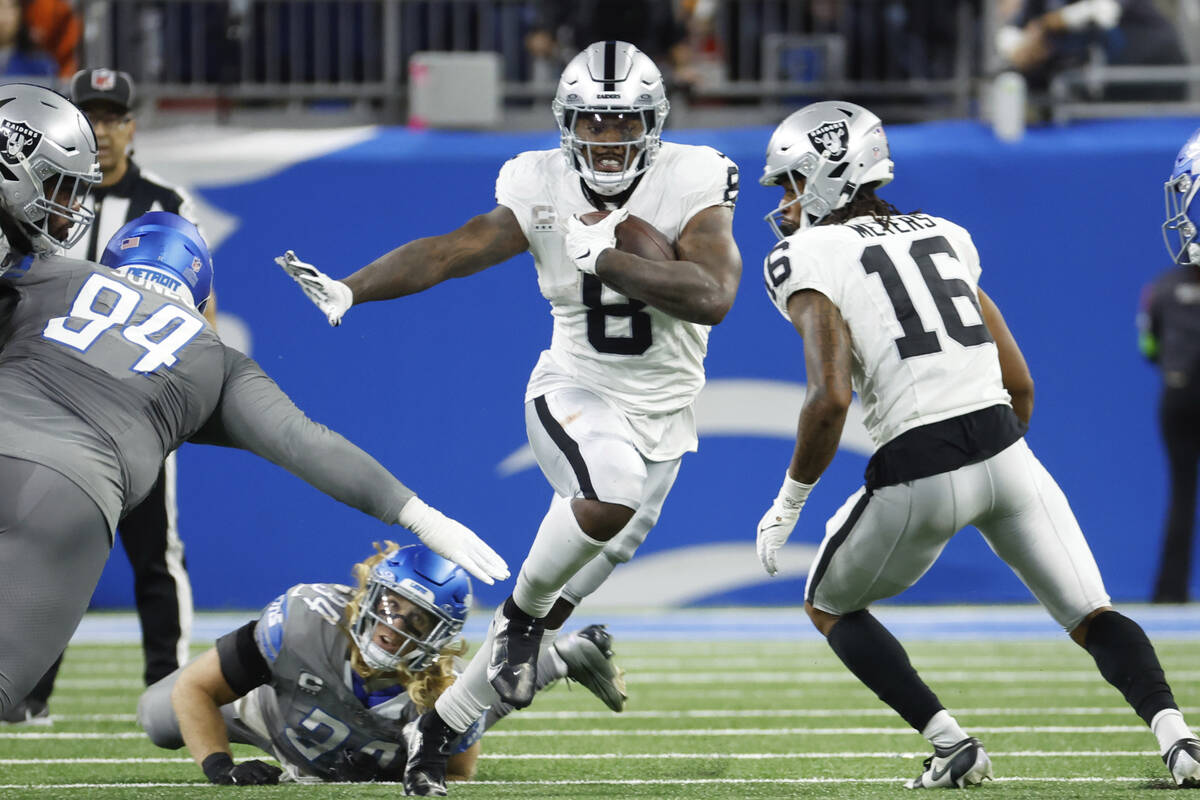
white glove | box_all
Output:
[275,250,354,327]
[563,207,628,275]
[756,474,817,576]
[397,497,510,585]
[1059,0,1121,31]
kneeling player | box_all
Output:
[137,542,626,785]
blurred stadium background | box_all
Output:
[13,0,1191,612]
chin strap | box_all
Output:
[578,173,645,211]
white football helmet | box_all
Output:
[552,40,670,196]
[0,83,99,254]
[760,100,894,238]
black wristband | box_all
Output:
[201,752,235,783]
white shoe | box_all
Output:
[906,737,993,789]
[1164,737,1200,787]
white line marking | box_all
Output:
[0,724,1155,740]
[0,777,1168,789]
[0,750,1162,766]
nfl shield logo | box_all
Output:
[807,120,850,161]
[91,70,117,91]
[0,120,42,167]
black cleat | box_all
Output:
[401,711,455,796]
[487,597,545,709]
[554,624,627,712]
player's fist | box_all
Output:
[275,249,353,326]
[398,497,510,585]
[564,207,629,275]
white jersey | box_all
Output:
[763,213,1010,449]
[497,142,738,460]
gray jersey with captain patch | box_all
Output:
[0,253,415,534]
[246,583,478,780]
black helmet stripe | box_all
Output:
[603,40,616,91]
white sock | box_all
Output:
[433,608,506,733]
[1153,708,1194,755]
[921,709,969,749]
[513,496,606,618]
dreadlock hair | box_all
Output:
[343,540,468,713]
[821,182,910,228]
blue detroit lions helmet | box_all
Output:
[352,544,472,673]
[100,211,213,310]
[1164,127,1200,266]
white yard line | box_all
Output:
[0,750,1162,765]
[0,725,1156,739]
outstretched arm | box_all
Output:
[346,206,529,303]
[592,205,741,325]
[189,349,509,584]
[278,206,528,325]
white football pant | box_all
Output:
[807,438,1110,630]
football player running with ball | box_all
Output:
[138,542,624,785]
[753,100,1200,789]
[278,40,741,795]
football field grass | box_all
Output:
[3,616,1200,799]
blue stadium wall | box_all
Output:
[90,116,1200,612]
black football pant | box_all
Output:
[1153,387,1200,603]
[26,460,192,704]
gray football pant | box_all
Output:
[0,456,110,715]
[138,665,270,752]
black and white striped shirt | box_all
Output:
[65,159,196,263]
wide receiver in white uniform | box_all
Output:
[753,100,1200,789]
[278,40,741,795]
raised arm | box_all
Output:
[345,205,529,303]
[591,205,742,325]
[978,288,1034,426]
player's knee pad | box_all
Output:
[1084,610,1176,725]
[136,683,185,749]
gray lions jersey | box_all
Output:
[242,583,479,781]
[0,253,415,534]
[762,213,1011,450]
[497,142,739,461]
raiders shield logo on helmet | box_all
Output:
[0,120,42,168]
[807,120,850,162]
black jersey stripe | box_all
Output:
[805,490,872,606]
[603,40,616,91]
[534,394,597,500]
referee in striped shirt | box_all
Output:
[1,69,209,723]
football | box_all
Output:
[579,211,677,262]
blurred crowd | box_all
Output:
[1,0,1193,116]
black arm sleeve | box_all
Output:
[215,621,272,697]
